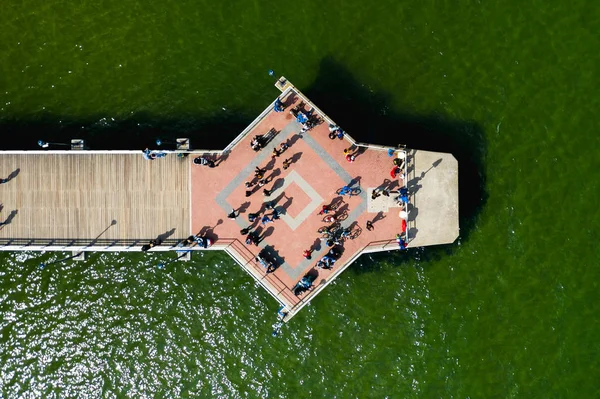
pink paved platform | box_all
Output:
[190,88,412,316]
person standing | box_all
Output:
[303,249,312,260]
[282,158,292,170]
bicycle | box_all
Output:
[336,185,361,197]
[318,223,340,236]
[338,226,362,241]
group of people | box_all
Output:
[142,148,167,161]
[290,102,322,134]
[328,124,345,140]
[251,135,266,151]
[178,234,212,249]
[256,250,277,273]
[390,153,406,179]
[273,98,285,113]
[142,234,210,252]
[140,233,212,252]
[316,248,341,269]
[193,156,216,168]
[241,202,280,247]
[390,151,409,249]
[245,166,276,197]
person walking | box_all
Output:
[303,249,312,260]
[271,148,281,158]
[371,190,381,200]
[263,188,272,197]
[248,212,259,223]
[227,209,238,219]
[261,215,272,226]
[366,221,374,231]
[282,158,292,170]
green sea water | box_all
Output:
[1,0,600,397]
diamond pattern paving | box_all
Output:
[190,87,458,316]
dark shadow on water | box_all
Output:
[0,110,255,151]
[300,58,487,274]
[304,58,487,243]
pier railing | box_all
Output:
[284,238,404,321]
[221,238,298,307]
[222,86,295,154]
[0,237,185,250]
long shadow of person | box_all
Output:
[371,211,386,225]
[291,152,303,164]
[214,151,229,166]
[1,168,20,183]
[157,228,176,242]
[0,210,18,227]
[259,226,274,242]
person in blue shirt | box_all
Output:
[274,98,284,112]
[396,233,407,250]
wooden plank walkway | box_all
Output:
[0,153,190,241]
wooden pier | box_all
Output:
[0,79,459,322]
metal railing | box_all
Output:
[0,237,182,249]
[222,238,298,306]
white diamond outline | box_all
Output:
[265,170,323,231]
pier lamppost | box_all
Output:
[38,140,70,149]
[38,220,117,269]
